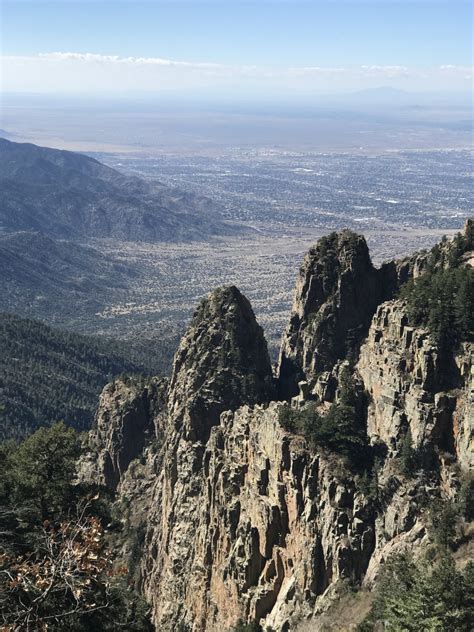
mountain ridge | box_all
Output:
[78,221,473,631]
[0,137,248,242]
[0,312,166,440]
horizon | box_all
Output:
[1,0,472,97]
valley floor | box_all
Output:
[91,227,457,359]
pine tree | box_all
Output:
[358,554,473,631]
[430,500,458,550]
[464,218,473,250]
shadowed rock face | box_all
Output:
[278,230,395,399]
[168,285,275,441]
[80,377,168,490]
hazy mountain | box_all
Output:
[0,138,245,241]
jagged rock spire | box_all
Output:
[168,285,275,441]
[278,230,392,398]
[78,377,168,490]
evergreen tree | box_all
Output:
[401,262,473,345]
[457,475,474,521]
[464,219,473,250]
[430,500,458,550]
[454,270,474,340]
[359,554,473,631]
[3,421,80,519]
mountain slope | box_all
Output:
[0,138,245,242]
[0,313,157,440]
[0,231,135,324]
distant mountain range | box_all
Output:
[0,137,245,242]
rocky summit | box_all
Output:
[278,230,396,399]
[79,223,473,631]
[168,285,276,441]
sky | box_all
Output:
[1,0,472,97]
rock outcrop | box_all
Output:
[142,403,375,632]
[168,285,275,441]
[81,225,473,631]
[453,344,474,471]
[79,376,167,489]
[358,300,473,471]
[278,230,395,399]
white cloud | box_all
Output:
[37,52,225,69]
[1,53,472,94]
[439,64,472,78]
[361,65,410,77]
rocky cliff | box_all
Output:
[168,285,275,441]
[81,224,473,631]
[277,230,395,399]
[79,376,168,490]
[358,300,473,468]
[142,402,377,631]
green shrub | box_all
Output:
[278,370,369,469]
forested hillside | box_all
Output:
[400,226,474,345]
[0,313,156,440]
[0,230,134,325]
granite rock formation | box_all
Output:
[80,226,473,631]
[278,230,395,399]
[142,402,377,631]
[168,285,276,441]
[79,376,167,490]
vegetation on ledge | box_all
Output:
[400,227,474,346]
[278,367,370,468]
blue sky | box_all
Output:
[1,1,472,95]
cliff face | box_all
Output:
[79,376,167,490]
[358,300,473,471]
[83,227,473,631]
[453,345,474,471]
[142,402,377,631]
[278,231,395,399]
